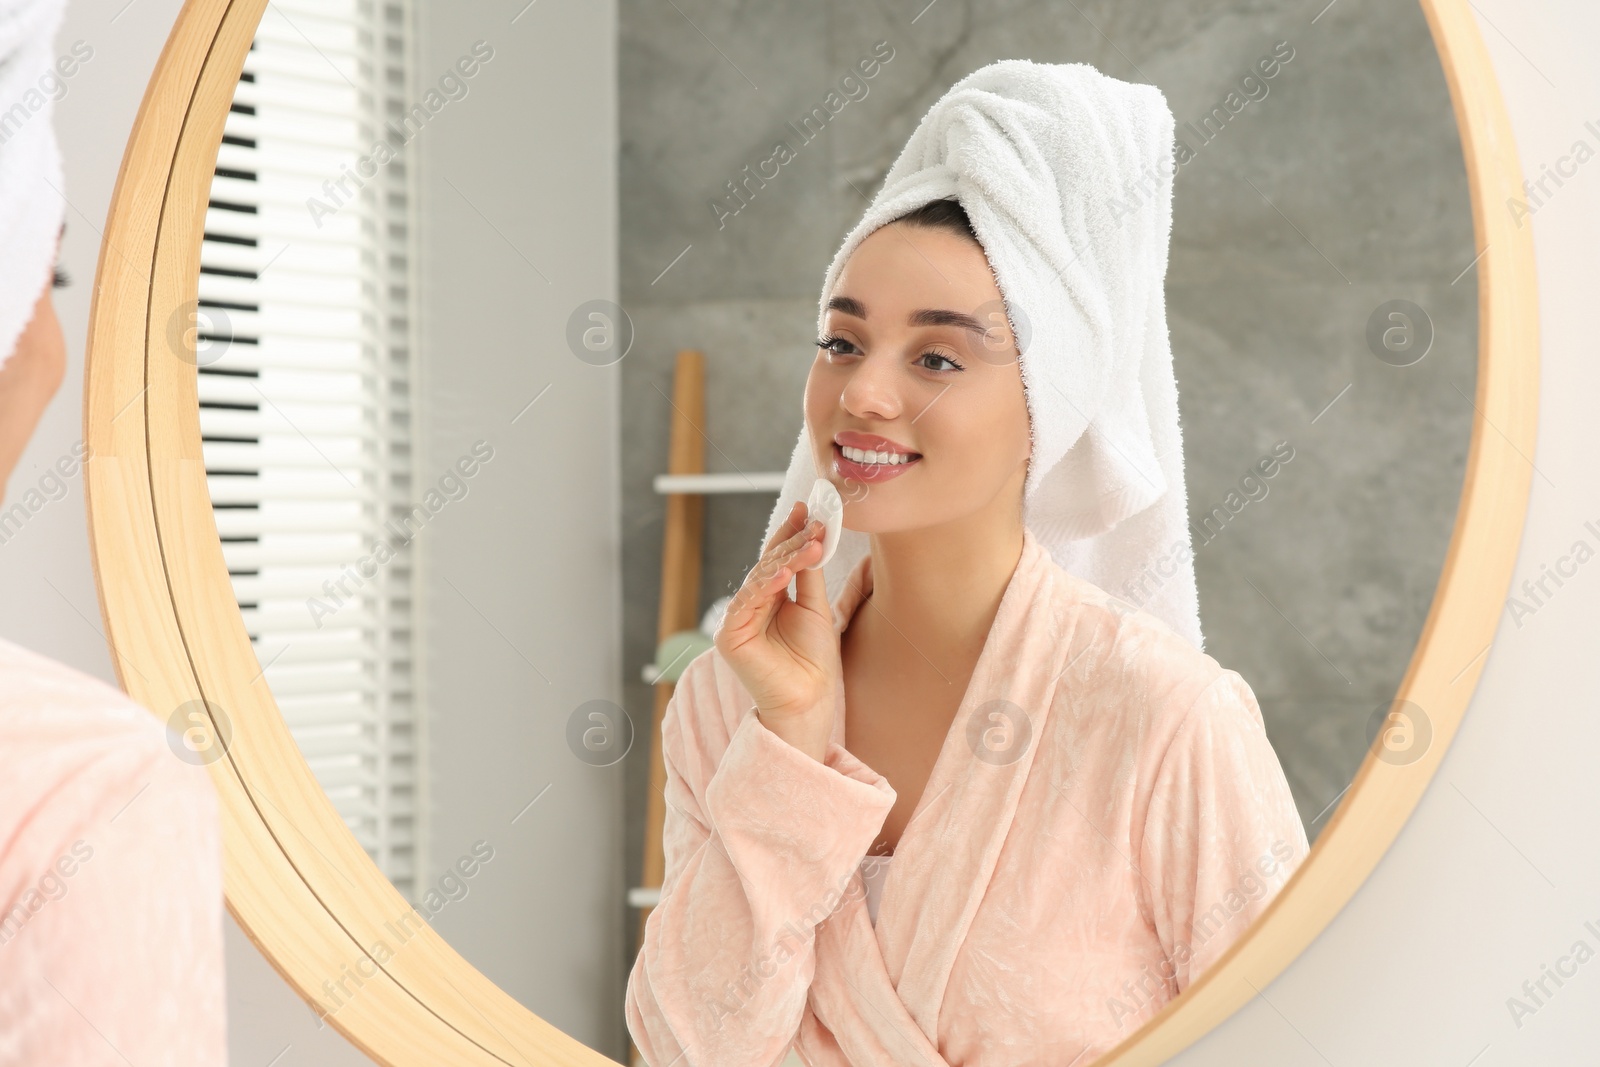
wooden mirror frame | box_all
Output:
[81,0,1536,1063]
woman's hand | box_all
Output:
[714,500,838,760]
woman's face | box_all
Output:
[805,221,1031,535]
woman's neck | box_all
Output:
[863,511,1026,674]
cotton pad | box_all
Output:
[804,478,844,570]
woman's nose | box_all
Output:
[838,351,903,421]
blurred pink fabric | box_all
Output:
[0,637,226,1065]
[627,525,1308,1067]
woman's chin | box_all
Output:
[838,503,924,536]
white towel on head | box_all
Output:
[761,58,1204,651]
[0,0,68,369]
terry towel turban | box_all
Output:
[761,58,1205,651]
[0,0,68,369]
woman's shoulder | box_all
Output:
[1036,572,1279,824]
[0,638,219,867]
[1038,561,1249,738]
[0,637,177,756]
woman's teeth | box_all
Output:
[841,445,917,466]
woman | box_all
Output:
[626,59,1306,1067]
[0,0,226,1059]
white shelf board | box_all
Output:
[653,472,786,494]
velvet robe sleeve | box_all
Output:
[626,656,897,1067]
[1136,668,1310,990]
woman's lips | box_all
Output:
[834,430,918,455]
[832,442,921,483]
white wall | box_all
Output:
[410,0,625,1059]
[5,0,1594,1063]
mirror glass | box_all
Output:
[188,0,1474,1060]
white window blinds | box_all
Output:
[198,0,422,895]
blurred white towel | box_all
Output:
[0,0,68,368]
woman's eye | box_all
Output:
[918,350,964,373]
[815,336,963,373]
[816,335,856,357]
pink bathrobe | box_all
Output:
[627,526,1308,1067]
[0,638,226,1065]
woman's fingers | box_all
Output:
[751,516,819,587]
[762,500,804,556]
[736,504,805,609]
[792,540,829,617]
[725,518,823,634]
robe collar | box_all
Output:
[806,525,1073,1063]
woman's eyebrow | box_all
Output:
[909,307,987,334]
[826,295,987,335]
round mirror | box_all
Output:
[83,0,1537,1063]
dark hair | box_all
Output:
[892,198,980,245]
[52,221,69,288]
